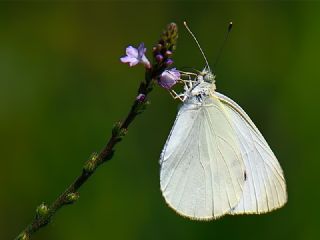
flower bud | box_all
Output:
[165,58,174,66]
[16,233,28,240]
[155,54,164,63]
[83,152,98,173]
[36,203,49,219]
[136,93,146,102]
[165,50,172,56]
[65,192,80,204]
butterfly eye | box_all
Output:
[204,72,215,83]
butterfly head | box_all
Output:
[197,67,215,84]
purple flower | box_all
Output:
[158,68,180,89]
[136,93,146,102]
[120,43,151,68]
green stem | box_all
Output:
[15,75,153,240]
[15,22,178,240]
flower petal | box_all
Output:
[170,68,180,78]
[158,68,180,89]
[140,55,151,68]
[120,56,134,63]
[128,59,139,66]
[126,46,138,58]
[120,56,139,66]
[137,43,146,58]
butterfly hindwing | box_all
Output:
[216,92,287,214]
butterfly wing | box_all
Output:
[216,92,287,214]
[160,97,245,220]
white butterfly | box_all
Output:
[159,23,287,220]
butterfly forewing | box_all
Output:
[160,97,246,219]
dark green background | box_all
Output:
[1,1,319,240]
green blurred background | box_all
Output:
[1,1,319,240]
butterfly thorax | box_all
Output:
[182,81,216,107]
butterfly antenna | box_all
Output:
[213,21,233,69]
[183,21,211,73]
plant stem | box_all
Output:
[15,22,178,240]
[15,74,153,240]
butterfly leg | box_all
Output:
[169,89,185,101]
[178,75,194,90]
